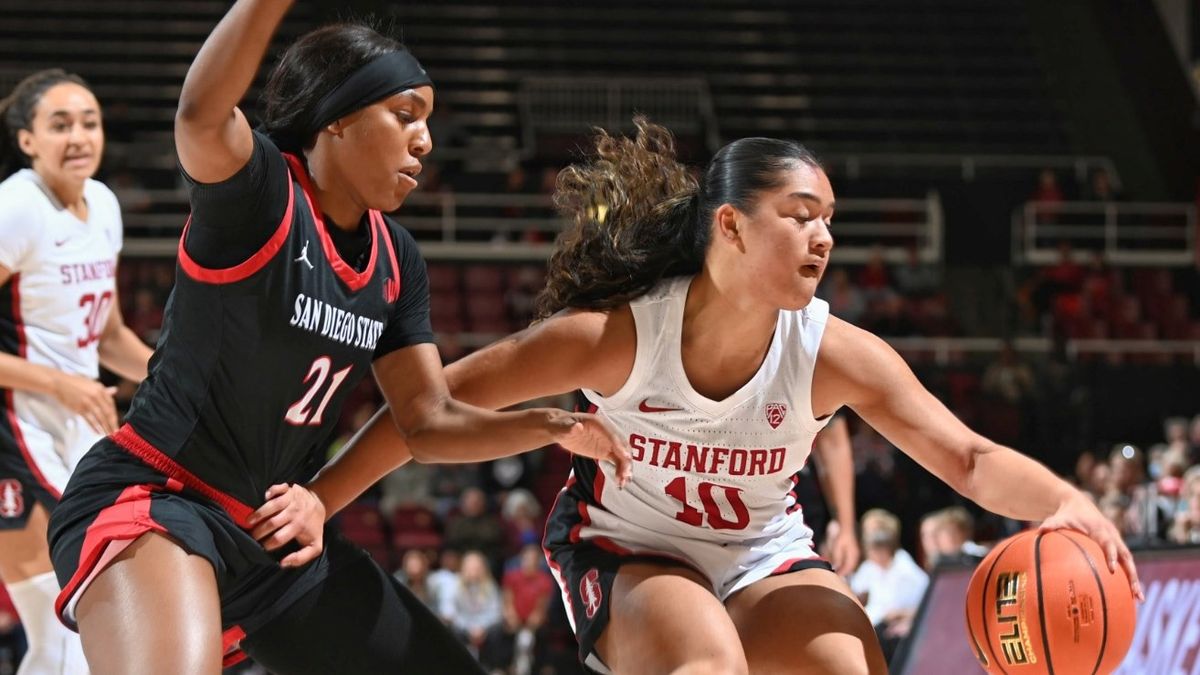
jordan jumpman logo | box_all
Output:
[295,240,314,270]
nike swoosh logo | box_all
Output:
[54,238,69,247]
[638,399,683,413]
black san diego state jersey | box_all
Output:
[123,133,433,509]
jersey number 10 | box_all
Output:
[664,476,750,530]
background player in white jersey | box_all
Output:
[261,119,1141,675]
[0,69,152,675]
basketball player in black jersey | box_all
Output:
[46,2,631,673]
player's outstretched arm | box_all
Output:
[811,416,860,575]
[253,310,636,563]
[374,335,631,474]
[175,0,293,183]
[816,316,1142,598]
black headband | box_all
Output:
[307,50,432,137]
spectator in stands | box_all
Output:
[1106,444,1165,541]
[394,549,435,607]
[892,244,940,298]
[866,291,916,336]
[445,487,506,564]
[1169,468,1200,545]
[1189,414,1200,464]
[429,548,464,623]
[482,544,555,674]
[823,267,866,325]
[1155,445,1189,502]
[1073,451,1096,489]
[1087,460,1112,500]
[1037,242,1086,320]
[128,287,165,344]
[1085,167,1120,202]
[379,453,436,516]
[444,551,503,656]
[857,247,892,298]
[500,489,542,562]
[981,342,1035,407]
[1162,416,1194,466]
[850,509,928,662]
[1031,168,1064,223]
[917,512,943,571]
[432,464,483,518]
[1099,493,1133,534]
[931,506,988,563]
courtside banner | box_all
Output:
[893,546,1200,674]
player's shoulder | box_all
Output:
[0,170,48,231]
[0,169,46,206]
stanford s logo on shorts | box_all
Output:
[580,568,603,619]
[0,479,24,519]
[765,403,788,429]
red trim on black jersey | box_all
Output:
[55,483,167,629]
[3,274,62,499]
[177,167,296,285]
[111,424,254,527]
[542,475,579,621]
[282,154,380,292]
[222,625,248,667]
[375,212,402,303]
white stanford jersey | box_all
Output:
[0,169,122,494]
[581,275,832,545]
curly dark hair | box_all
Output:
[536,118,822,318]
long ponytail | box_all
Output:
[1,69,90,180]
[536,117,823,319]
[536,118,706,318]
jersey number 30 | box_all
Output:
[77,291,113,348]
[665,476,750,530]
[285,356,352,426]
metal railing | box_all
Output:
[825,153,1122,189]
[1012,201,1197,266]
[518,76,721,154]
[123,190,945,262]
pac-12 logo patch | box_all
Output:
[0,479,24,519]
[580,568,603,619]
[766,403,788,429]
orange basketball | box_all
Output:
[964,529,1136,675]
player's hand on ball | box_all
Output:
[1039,491,1144,601]
[248,482,326,568]
[545,410,633,487]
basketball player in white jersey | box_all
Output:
[0,69,152,674]
[257,119,1141,674]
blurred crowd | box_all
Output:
[840,410,1200,666]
